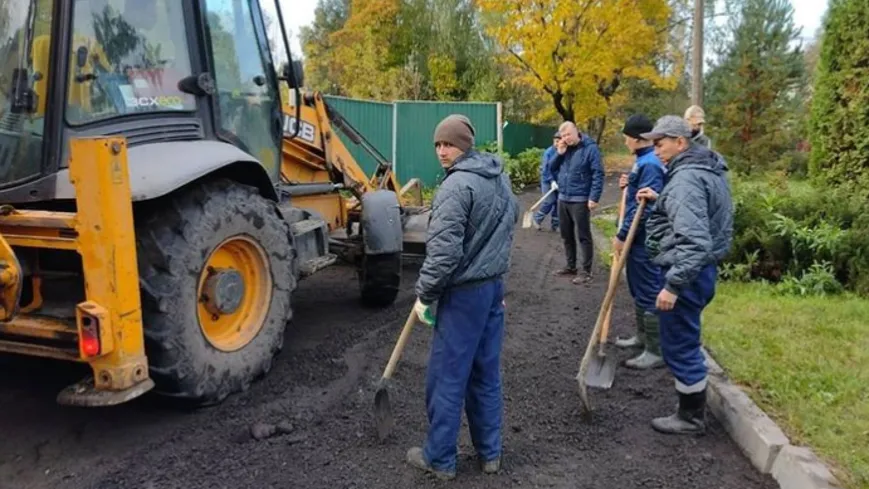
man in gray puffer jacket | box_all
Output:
[407,114,519,480]
[637,115,733,436]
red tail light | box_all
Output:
[80,316,101,357]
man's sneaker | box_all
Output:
[572,271,593,284]
[553,267,577,276]
[533,220,542,230]
[480,456,501,474]
[405,447,455,480]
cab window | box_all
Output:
[66,0,196,125]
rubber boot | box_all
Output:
[615,306,645,348]
[625,312,664,369]
[406,447,455,480]
[651,390,707,435]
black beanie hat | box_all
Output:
[622,114,654,140]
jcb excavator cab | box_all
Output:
[0,0,411,407]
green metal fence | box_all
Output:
[393,101,500,186]
[323,96,502,187]
[323,96,394,177]
[502,121,560,156]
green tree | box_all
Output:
[298,0,351,94]
[705,0,805,175]
[809,0,869,188]
[301,0,499,102]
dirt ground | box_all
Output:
[0,178,778,489]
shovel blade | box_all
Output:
[373,385,393,441]
[521,211,534,229]
[584,354,618,389]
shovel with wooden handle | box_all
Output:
[577,198,646,416]
[521,186,557,228]
[373,307,417,441]
[584,188,628,389]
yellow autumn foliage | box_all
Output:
[477,0,677,127]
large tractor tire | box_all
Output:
[357,190,403,308]
[135,178,296,406]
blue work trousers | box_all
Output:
[625,240,663,313]
[533,184,559,229]
[659,263,717,393]
[424,278,505,473]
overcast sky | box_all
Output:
[281,0,829,57]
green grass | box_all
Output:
[703,283,869,489]
[590,217,869,489]
[592,214,618,266]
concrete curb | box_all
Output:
[588,221,845,489]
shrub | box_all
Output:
[504,148,544,192]
[724,175,869,296]
[478,141,545,193]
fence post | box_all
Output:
[391,102,398,180]
[496,102,503,153]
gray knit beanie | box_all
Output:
[433,114,475,152]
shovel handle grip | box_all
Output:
[382,308,417,380]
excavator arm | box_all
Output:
[280,91,422,207]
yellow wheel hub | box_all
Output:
[197,236,272,352]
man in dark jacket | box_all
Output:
[532,132,561,231]
[637,115,733,435]
[613,114,666,370]
[550,122,605,284]
[408,114,519,480]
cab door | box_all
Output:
[203,0,282,180]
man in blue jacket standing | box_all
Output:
[550,122,605,284]
[408,114,519,479]
[638,115,733,435]
[613,114,667,370]
[533,132,561,231]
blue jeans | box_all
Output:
[659,263,717,393]
[423,278,506,473]
[533,184,559,229]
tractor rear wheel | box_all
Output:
[135,178,296,406]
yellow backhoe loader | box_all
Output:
[0,0,429,407]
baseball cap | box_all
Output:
[622,114,654,140]
[641,115,693,141]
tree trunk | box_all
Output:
[588,116,607,144]
[551,91,574,122]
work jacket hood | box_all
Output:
[448,150,504,180]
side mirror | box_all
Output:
[76,46,89,69]
[285,60,304,89]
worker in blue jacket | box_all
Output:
[533,132,561,231]
[550,122,605,284]
[612,114,667,370]
[408,114,519,479]
[638,115,734,435]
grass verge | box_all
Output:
[703,284,869,489]
[590,218,869,489]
